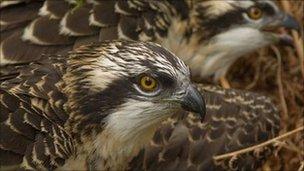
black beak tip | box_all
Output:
[277,13,301,47]
[192,97,206,121]
[181,85,206,122]
[195,104,206,122]
[284,14,301,32]
[181,102,206,121]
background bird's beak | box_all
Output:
[180,85,206,121]
[280,13,300,32]
[263,13,301,47]
[277,13,301,47]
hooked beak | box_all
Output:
[180,84,206,121]
[277,13,301,47]
[263,13,300,47]
[280,13,300,32]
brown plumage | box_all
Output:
[0,0,300,80]
[0,41,280,170]
[129,85,280,171]
[1,41,206,170]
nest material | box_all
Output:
[226,1,303,170]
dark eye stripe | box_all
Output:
[198,8,244,42]
[257,3,276,16]
[156,72,176,88]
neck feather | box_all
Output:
[64,101,176,170]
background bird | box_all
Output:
[0,0,300,82]
[0,41,207,170]
[0,1,302,170]
[0,0,291,170]
[0,41,280,170]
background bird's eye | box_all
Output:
[247,7,263,20]
[139,75,158,92]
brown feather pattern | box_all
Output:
[1,57,75,170]
[0,0,175,64]
[0,56,280,170]
[0,1,281,170]
[129,85,280,171]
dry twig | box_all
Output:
[213,126,304,161]
[281,0,304,79]
[271,46,288,121]
[246,50,263,90]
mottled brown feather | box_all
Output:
[0,54,280,170]
[0,0,174,64]
[0,1,41,31]
[0,1,281,170]
[41,0,70,19]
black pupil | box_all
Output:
[145,78,153,86]
[253,8,260,15]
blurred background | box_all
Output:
[225,1,303,170]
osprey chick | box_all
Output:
[0,42,281,170]
[0,41,205,170]
[0,0,300,81]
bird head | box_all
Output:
[64,41,205,146]
[168,0,300,80]
[190,0,300,44]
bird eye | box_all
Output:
[139,75,158,92]
[247,7,263,20]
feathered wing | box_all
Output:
[0,60,280,170]
[0,0,184,64]
[0,58,75,170]
[1,1,281,169]
[129,85,280,170]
